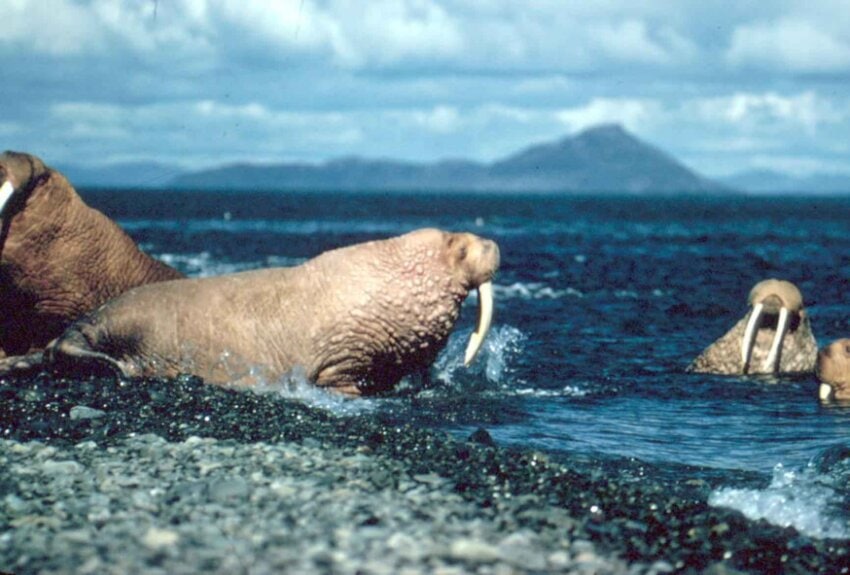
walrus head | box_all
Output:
[0,151,48,220]
[444,231,499,366]
[817,339,850,401]
[740,279,806,374]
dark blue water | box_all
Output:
[86,189,850,538]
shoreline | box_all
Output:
[1,373,848,574]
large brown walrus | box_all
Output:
[41,228,500,395]
[0,151,184,359]
[687,279,818,375]
[816,339,850,401]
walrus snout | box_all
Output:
[0,151,44,190]
[459,236,500,367]
[476,238,500,283]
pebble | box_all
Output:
[142,527,180,549]
[70,405,106,420]
[449,538,502,563]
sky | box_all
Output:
[2,0,850,179]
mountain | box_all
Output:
[171,124,732,194]
[488,124,726,193]
[721,169,850,194]
[57,161,185,189]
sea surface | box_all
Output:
[88,188,850,540]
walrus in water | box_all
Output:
[687,279,817,375]
[816,339,850,401]
[41,228,499,395]
[0,151,183,360]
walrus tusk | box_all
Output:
[464,280,493,366]
[819,382,834,401]
[0,181,14,216]
[741,303,763,372]
[762,306,789,373]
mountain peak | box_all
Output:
[576,123,629,137]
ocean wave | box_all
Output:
[512,386,589,398]
[495,282,584,300]
[152,251,306,278]
[708,444,850,539]
[123,218,413,236]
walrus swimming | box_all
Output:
[42,228,499,395]
[0,151,184,359]
[816,339,850,401]
[687,279,817,375]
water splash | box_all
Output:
[250,367,377,417]
[708,444,850,539]
[432,325,527,388]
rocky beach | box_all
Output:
[1,373,848,574]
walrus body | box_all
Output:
[817,339,850,401]
[687,279,817,375]
[0,151,183,358]
[46,228,500,395]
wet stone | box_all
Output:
[70,406,106,420]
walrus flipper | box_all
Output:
[46,330,132,379]
[0,351,45,376]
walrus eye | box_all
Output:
[456,246,467,261]
[844,343,850,356]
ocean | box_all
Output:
[56,189,850,541]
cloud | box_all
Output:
[1,0,702,72]
[591,20,696,65]
[4,1,850,179]
[555,98,659,133]
[689,92,845,135]
[727,18,850,72]
[2,0,105,55]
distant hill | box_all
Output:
[720,169,850,194]
[170,124,733,194]
[56,161,184,189]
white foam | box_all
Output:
[709,462,850,539]
[495,282,584,301]
[513,385,588,398]
[152,251,306,278]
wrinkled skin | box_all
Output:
[687,279,817,375]
[44,228,500,395]
[817,339,850,401]
[0,151,184,359]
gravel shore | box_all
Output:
[1,373,848,574]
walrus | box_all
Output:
[0,151,184,360]
[687,279,817,375]
[816,339,850,401]
[41,228,499,395]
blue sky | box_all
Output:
[2,0,850,178]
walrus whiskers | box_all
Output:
[464,280,493,366]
